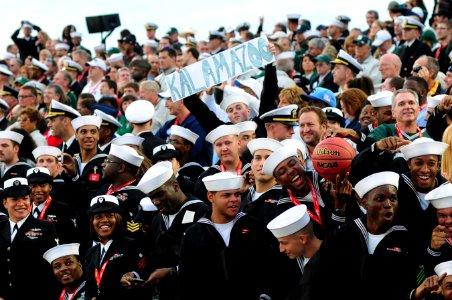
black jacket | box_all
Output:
[0,215,58,300]
[397,39,433,78]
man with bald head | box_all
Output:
[379,53,402,80]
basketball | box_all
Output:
[311,137,355,182]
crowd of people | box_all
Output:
[1,0,452,299]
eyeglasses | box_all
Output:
[104,158,121,164]
[18,118,29,122]
[18,94,34,99]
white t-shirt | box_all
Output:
[213,220,234,246]
[368,232,388,254]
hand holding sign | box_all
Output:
[165,36,275,101]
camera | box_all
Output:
[412,66,422,73]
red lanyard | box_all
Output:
[220,161,242,175]
[395,124,422,139]
[30,196,53,220]
[77,69,87,82]
[89,81,102,95]
[173,113,190,126]
[287,179,323,225]
[94,259,110,289]
[106,179,136,195]
[59,283,83,300]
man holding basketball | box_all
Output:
[298,106,328,171]
[263,147,352,239]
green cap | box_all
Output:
[420,29,437,43]
[106,47,120,55]
[316,54,332,63]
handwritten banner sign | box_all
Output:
[165,36,275,101]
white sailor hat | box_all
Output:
[3,53,16,60]
[89,195,121,215]
[62,60,83,73]
[247,138,282,155]
[268,31,288,40]
[304,30,321,40]
[267,204,310,238]
[144,40,159,48]
[94,44,106,51]
[145,22,159,30]
[427,95,445,109]
[107,53,124,64]
[368,91,393,107]
[71,115,102,131]
[30,58,49,72]
[47,99,81,119]
[111,133,144,147]
[0,65,13,77]
[137,161,174,194]
[158,89,172,99]
[43,243,80,264]
[55,43,70,51]
[109,144,144,167]
[0,98,10,110]
[202,172,243,192]
[22,23,33,29]
[354,171,399,198]
[331,49,363,74]
[236,121,257,134]
[26,167,52,184]
[24,80,46,95]
[280,139,308,160]
[199,53,211,60]
[400,137,448,160]
[425,182,452,209]
[411,7,424,19]
[206,124,240,144]
[170,125,199,145]
[70,32,82,38]
[330,19,345,29]
[220,87,250,111]
[402,17,424,30]
[435,260,452,277]
[0,130,24,144]
[86,58,107,72]
[94,109,122,128]
[372,30,392,47]
[233,78,263,99]
[166,126,199,145]
[260,104,298,125]
[32,146,62,160]
[263,147,298,176]
[3,177,30,198]
[287,13,301,21]
[125,100,155,124]
[276,51,296,61]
